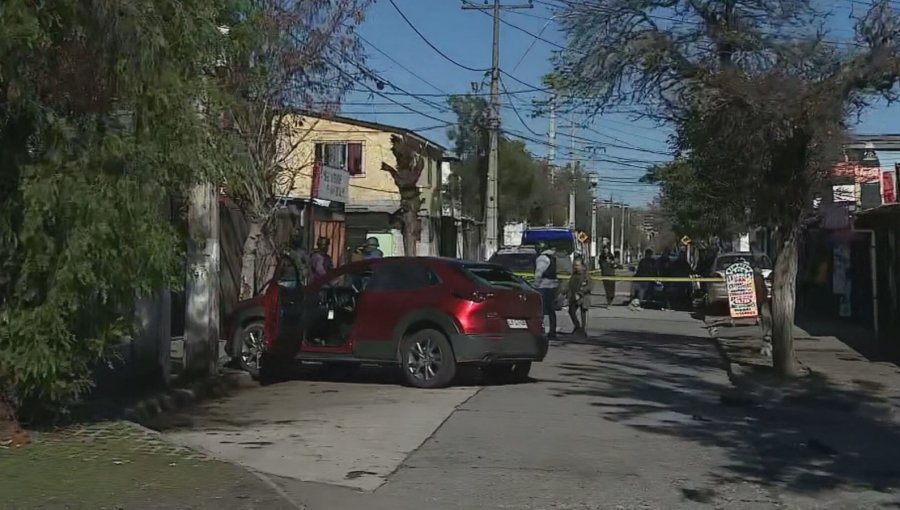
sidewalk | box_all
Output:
[708,316,900,507]
[709,314,900,424]
[1,421,298,510]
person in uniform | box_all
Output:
[567,259,592,335]
[533,241,560,340]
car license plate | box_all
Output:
[507,319,527,329]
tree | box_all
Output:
[445,93,566,226]
[642,159,748,241]
[382,135,428,256]
[552,0,900,376]
[0,0,229,431]
[217,0,370,300]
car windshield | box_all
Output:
[714,254,773,271]
[487,253,536,273]
[457,263,531,290]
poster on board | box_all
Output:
[725,260,759,319]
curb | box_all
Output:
[122,369,253,425]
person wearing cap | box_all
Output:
[309,236,333,279]
[533,241,559,340]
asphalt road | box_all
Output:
[156,305,900,509]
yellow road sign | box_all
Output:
[681,235,691,246]
[577,231,589,243]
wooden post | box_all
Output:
[184,182,220,377]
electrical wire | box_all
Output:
[356,32,449,95]
[387,0,491,73]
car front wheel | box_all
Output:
[399,329,456,389]
[234,320,264,377]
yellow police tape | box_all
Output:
[512,271,725,283]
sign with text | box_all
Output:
[884,168,897,204]
[313,164,349,204]
[725,260,759,319]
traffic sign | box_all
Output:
[681,235,691,246]
[577,231,589,243]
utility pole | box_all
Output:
[567,123,577,229]
[619,204,627,265]
[547,93,556,165]
[463,0,533,261]
[590,199,598,268]
[609,201,616,260]
[184,182,220,377]
[588,174,598,268]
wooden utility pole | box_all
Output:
[184,182,220,377]
[463,0,533,260]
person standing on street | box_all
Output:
[567,259,592,336]
[631,249,658,310]
[534,242,560,340]
[599,246,617,307]
[309,236,333,279]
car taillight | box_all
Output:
[454,290,495,303]
[263,285,279,351]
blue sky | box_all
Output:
[340,0,900,206]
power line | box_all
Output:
[388,0,491,73]
[355,32,448,95]
[500,77,545,138]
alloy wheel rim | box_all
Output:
[241,325,264,371]
[407,336,442,381]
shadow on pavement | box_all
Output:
[796,312,898,366]
[548,329,900,500]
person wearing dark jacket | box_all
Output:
[599,247,617,306]
[632,249,658,308]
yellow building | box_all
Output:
[283,113,447,260]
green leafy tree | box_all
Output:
[0,0,230,428]
[642,159,748,241]
[445,94,573,227]
[551,0,900,375]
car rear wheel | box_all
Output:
[399,329,456,389]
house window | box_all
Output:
[314,142,364,177]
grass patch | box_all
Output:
[0,422,290,509]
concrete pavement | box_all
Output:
[150,306,900,509]
[155,377,478,491]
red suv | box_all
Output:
[260,257,548,388]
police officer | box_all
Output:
[534,241,560,340]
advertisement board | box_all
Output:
[313,164,349,204]
[725,261,759,319]
[883,168,897,204]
